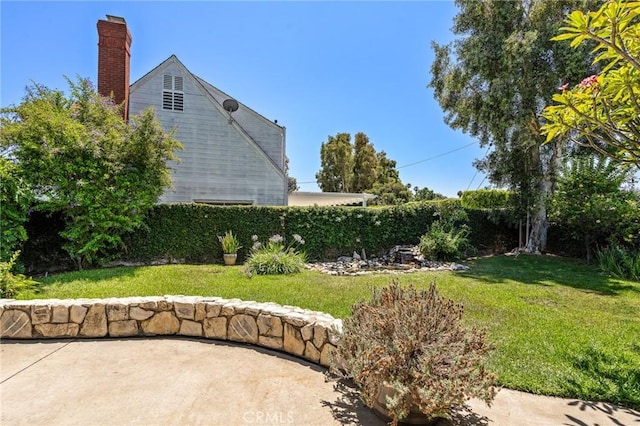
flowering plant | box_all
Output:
[245,234,306,276]
[218,230,242,254]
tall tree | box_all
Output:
[370,151,412,204]
[288,176,299,193]
[352,132,379,192]
[550,152,637,261]
[542,0,640,167]
[414,186,445,202]
[0,77,182,269]
[375,151,401,184]
[429,0,597,253]
[0,157,31,261]
[316,132,354,192]
[315,133,411,203]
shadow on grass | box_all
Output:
[462,255,639,296]
[22,266,141,298]
[560,345,640,412]
[37,265,140,283]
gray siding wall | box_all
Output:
[129,60,286,206]
[196,78,285,170]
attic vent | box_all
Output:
[162,75,184,111]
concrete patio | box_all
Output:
[1,338,638,425]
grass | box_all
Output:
[18,254,640,409]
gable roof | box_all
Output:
[129,55,285,175]
[194,76,284,169]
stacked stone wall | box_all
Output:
[0,296,341,367]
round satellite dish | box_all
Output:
[223,99,239,113]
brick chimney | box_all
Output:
[97,15,132,121]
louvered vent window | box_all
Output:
[162,75,184,111]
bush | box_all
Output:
[0,158,31,262]
[460,189,513,209]
[597,246,640,281]
[333,281,496,424]
[244,234,306,276]
[0,251,37,298]
[419,221,470,261]
[218,230,242,254]
[24,201,519,271]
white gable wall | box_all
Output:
[197,78,285,170]
[129,58,286,205]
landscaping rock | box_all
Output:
[179,320,203,337]
[141,311,179,335]
[51,305,69,323]
[307,244,471,276]
[203,317,227,339]
[228,314,258,343]
[257,314,283,338]
[35,323,79,338]
[284,323,305,356]
[79,304,108,337]
[69,305,88,324]
[108,320,138,337]
[1,310,32,338]
[129,307,154,321]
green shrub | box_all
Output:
[123,204,285,263]
[0,159,31,262]
[419,221,470,261]
[597,246,640,281]
[460,189,513,209]
[218,230,242,254]
[244,234,306,276]
[25,202,519,269]
[333,281,496,424]
[0,251,38,298]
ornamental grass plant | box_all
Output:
[244,234,306,276]
[218,230,242,254]
[597,246,640,281]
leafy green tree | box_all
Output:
[369,150,412,204]
[375,150,401,184]
[0,157,31,262]
[352,132,379,192]
[549,153,638,261]
[316,132,354,192]
[369,180,413,205]
[542,0,640,167]
[287,176,299,193]
[413,186,445,202]
[0,78,182,269]
[429,0,598,253]
[316,132,412,203]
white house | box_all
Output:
[97,15,287,205]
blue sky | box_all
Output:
[1,1,489,198]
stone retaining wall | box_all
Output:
[0,296,342,367]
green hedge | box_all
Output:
[123,204,286,263]
[460,189,513,209]
[121,201,517,263]
[21,201,519,270]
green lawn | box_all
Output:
[20,254,640,409]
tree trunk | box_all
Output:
[526,160,553,254]
[526,201,547,254]
[525,139,560,254]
